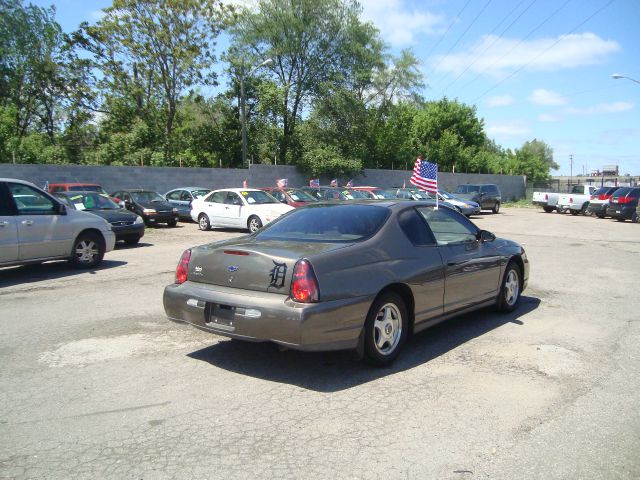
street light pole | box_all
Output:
[612,73,640,84]
[240,58,273,169]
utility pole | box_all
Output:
[569,154,573,186]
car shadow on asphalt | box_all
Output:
[115,242,154,250]
[0,260,127,288]
[187,295,541,393]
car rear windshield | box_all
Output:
[287,189,317,202]
[192,189,211,198]
[456,185,480,193]
[69,185,107,194]
[132,191,165,202]
[612,188,632,197]
[255,205,389,242]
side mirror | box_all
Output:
[56,203,67,215]
[477,230,495,242]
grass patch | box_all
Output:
[502,199,537,208]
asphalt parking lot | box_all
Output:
[1,208,639,479]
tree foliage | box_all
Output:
[1,0,556,183]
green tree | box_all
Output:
[518,138,558,171]
[77,0,230,162]
[230,0,383,163]
[411,98,485,172]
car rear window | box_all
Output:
[456,185,480,193]
[612,188,632,197]
[255,205,389,242]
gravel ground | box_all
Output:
[1,208,638,479]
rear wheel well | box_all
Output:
[374,284,415,335]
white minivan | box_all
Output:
[0,178,116,269]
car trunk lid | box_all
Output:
[187,238,350,294]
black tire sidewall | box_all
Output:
[363,292,408,367]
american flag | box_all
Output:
[330,179,337,187]
[309,178,320,187]
[410,158,438,193]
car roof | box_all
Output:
[49,182,101,186]
[212,188,265,193]
[54,190,110,196]
[166,186,211,191]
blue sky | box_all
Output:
[34,0,640,175]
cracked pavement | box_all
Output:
[1,209,639,479]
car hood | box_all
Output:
[83,209,139,223]
[138,200,174,211]
[188,237,350,294]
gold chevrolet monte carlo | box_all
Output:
[163,200,529,366]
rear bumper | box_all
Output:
[587,203,608,215]
[163,282,371,351]
[607,205,635,219]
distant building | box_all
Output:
[602,164,619,176]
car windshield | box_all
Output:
[68,185,108,195]
[347,189,369,199]
[287,189,318,202]
[131,191,165,202]
[411,190,432,199]
[191,189,211,198]
[255,205,389,242]
[439,190,454,200]
[374,189,398,199]
[456,185,480,193]
[240,190,278,204]
[67,193,120,210]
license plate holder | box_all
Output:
[205,303,236,328]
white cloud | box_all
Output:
[565,102,634,115]
[538,114,560,122]
[486,95,513,107]
[486,121,531,136]
[529,89,567,106]
[432,33,619,76]
[359,0,447,47]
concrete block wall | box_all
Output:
[0,163,526,200]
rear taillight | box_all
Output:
[291,259,319,303]
[598,194,607,200]
[569,197,573,203]
[544,194,548,200]
[617,196,631,204]
[175,249,191,284]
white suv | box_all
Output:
[0,178,116,269]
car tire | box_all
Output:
[70,232,105,269]
[363,292,408,367]
[167,220,177,228]
[581,203,589,215]
[492,202,500,214]
[248,215,263,233]
[198,214,211,231]
[596,213,605,219]
[543,206,554,213]
[124,237,140,245]
[632,212,638,223]
[496,261,522,313]
[570,209,579,216]
[616,218,625,222]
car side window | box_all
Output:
[226,192,242,205]
[0,183,17,215]
[209,191,226,203]
[417,207,478,246]
[398,208,435,246]
[180,191,192,202]
[9,183,57,215]
[271,190,286,202]
[167,190,182,201]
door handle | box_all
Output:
[21,220,34,226]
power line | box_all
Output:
[457,0,572,95]
[442,0,536,94]
[474,0,616,103]
[423,0,473,65]
[427,0,493,82]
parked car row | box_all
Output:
[533,184,640,222]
